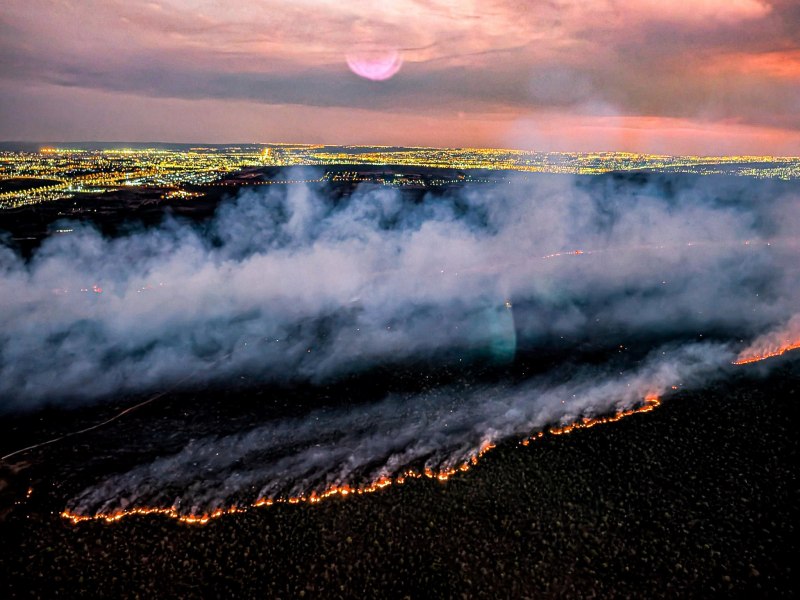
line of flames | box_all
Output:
[56,239,800,527]
[733,341,800,365]
[61,332,800,527]
[61,394,663,526]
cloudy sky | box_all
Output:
[1,0,798,154]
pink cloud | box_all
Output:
[1,0,796,153]
[624,0,771,23]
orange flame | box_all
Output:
[546,394,660,437]
[733,316,800,365]
[733,341,800,365]
[60,396,662,526]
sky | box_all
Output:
[0,0,798,154]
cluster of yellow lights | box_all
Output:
[61,397,668,526]
[4,146,799,208]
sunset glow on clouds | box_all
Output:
[0,0,798,153]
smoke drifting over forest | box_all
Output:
[1,171,798,515]
[68,341,730,517]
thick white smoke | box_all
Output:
[1,172,797,410]
[1,171,798,515]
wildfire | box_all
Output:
[60,399,660,527]
[61,505,248,526]
[733,341,800,365]
[733,316,800,365]
[547,394,661,436]
[62,324,800,528]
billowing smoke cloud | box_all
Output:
[1,171,797,410]
[1,171,798,515]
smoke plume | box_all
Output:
[1,171,798,515]
[67,341,732,516]
[1,172,797,409]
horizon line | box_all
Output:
[1,140,798,160]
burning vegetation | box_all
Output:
[61,396,663,526]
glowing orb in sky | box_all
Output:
[346,49,403,81]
